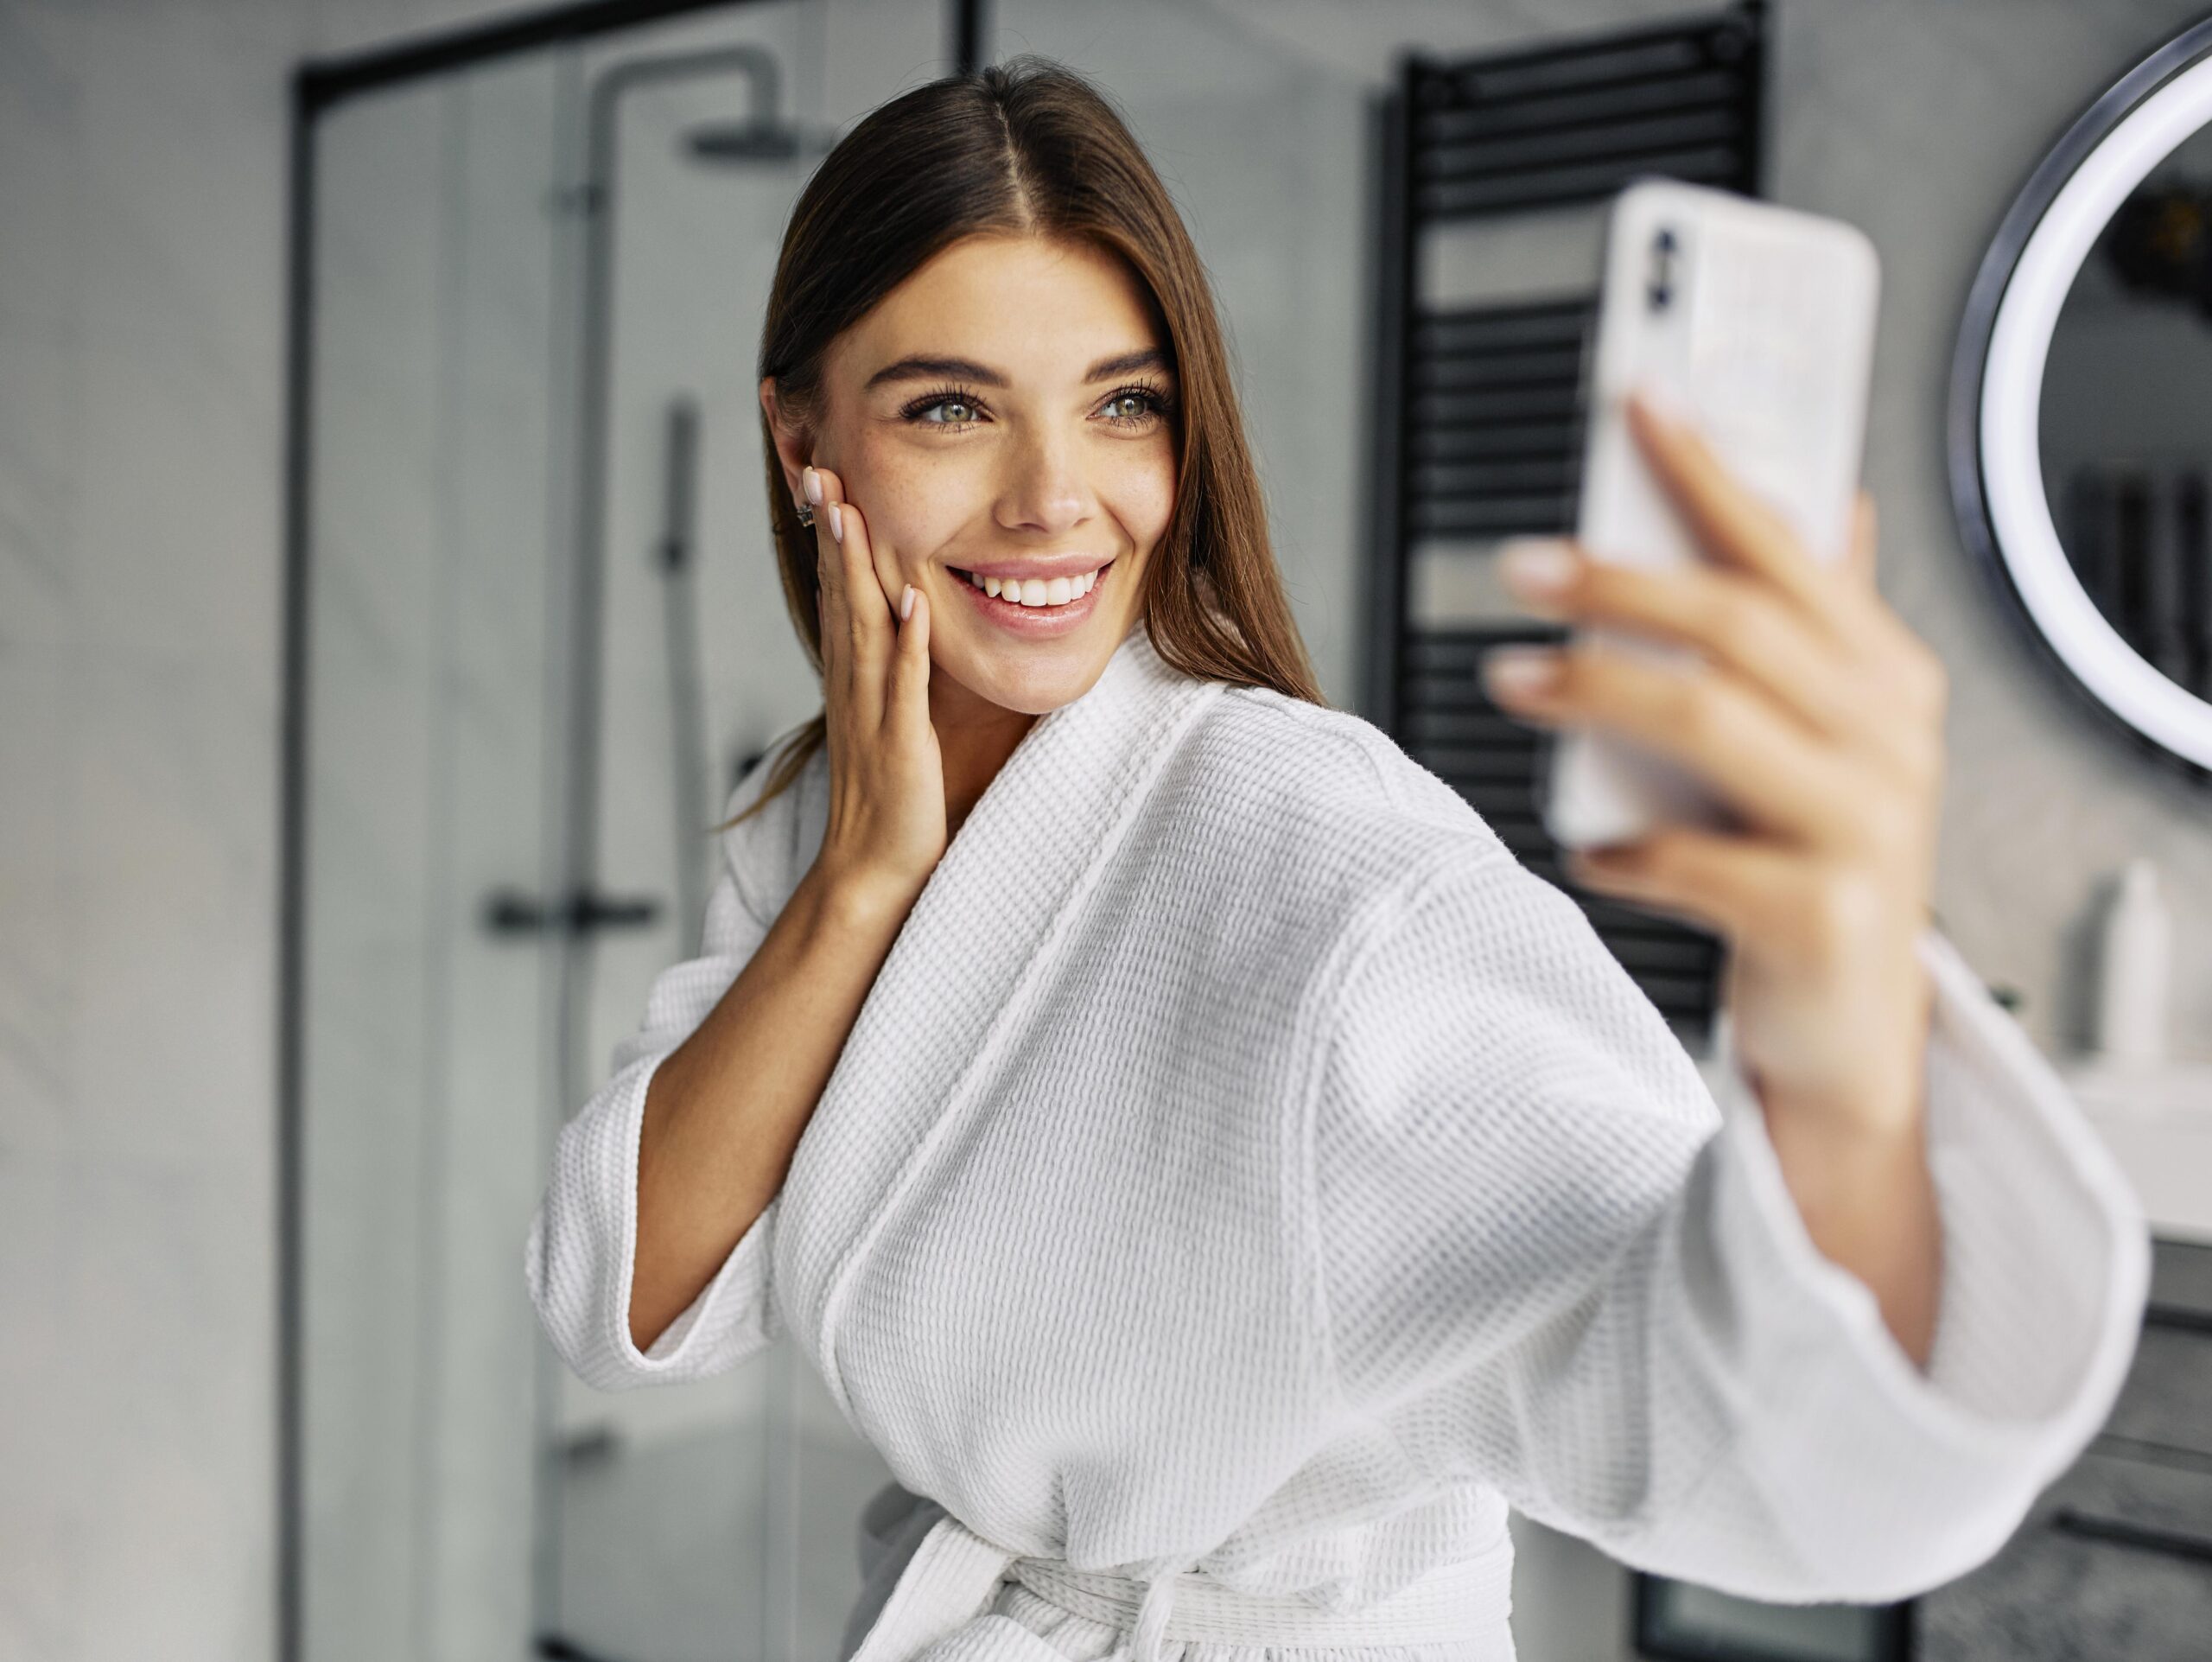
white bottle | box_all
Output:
[2095,856,2171,1067]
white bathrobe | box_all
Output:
[526,623,2147,1662]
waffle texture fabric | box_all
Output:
[526,623,2147,1662]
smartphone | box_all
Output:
[1541,179,1881,850]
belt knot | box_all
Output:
[1120,1559,1191,1662]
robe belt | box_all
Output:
[848,1507,1516,1662]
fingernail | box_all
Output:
[1635,385,1688,426]
[1483,646,1560,697]
[803,466,823,506]
[1497,538,1578,597]
[900,583,914,621]
[829,502,842,544]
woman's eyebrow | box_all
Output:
[866,355,1006,391]
[1082,347,1173,383]
[862,347,1174,392]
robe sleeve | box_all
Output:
[1309,845,2150,1603]
[524,775,789,1392]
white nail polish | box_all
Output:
[803,466,823,506]
[1484,647,1560,697]
[1497,540,1577,595]
[829,503,842,543]
[900,583,914,621]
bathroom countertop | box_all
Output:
[2058,1057,2212,1245]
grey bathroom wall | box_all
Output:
[3,3,2209,1661]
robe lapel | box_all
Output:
[776,624,1225,1420]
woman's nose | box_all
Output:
[995,428,1091,536]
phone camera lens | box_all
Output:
[1655,227,1678,253]
[1647,282,1672,311]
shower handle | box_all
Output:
[481,886,663,937]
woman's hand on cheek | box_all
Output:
[802,461,948,916]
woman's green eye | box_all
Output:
[1099,388,1168,425]
[922,398,977,424]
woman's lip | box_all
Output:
[950,557,1110,636]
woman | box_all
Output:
[527,56,2146,1662]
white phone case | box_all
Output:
[1541,179,1881,850]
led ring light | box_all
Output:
[1952,20,2212,777]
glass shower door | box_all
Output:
[303,46,575,1662]
[296,8,895,1661]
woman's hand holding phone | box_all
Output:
[1482,392,1950,1363]
[800,462,948,916]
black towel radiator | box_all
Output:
[1365,0,1769,1057]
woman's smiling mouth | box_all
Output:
[954,563,1107,607]
[948,558,1115,632]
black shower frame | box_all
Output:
[274,2,985,1657]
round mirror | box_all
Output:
[1952,17,2212,785]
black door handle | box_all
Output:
[481,887,664,937]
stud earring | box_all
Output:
[795,500,816,527]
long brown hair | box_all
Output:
[728,54,1324,829]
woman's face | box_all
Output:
[769,232,1179,717]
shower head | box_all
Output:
[684,118,806,164]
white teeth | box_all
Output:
[963,566,1104,608]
